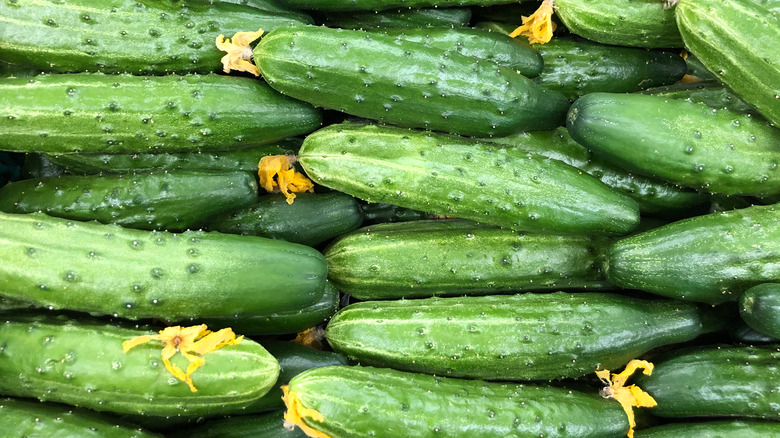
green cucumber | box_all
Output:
[729,320,777,343]
[607,203,780,304]
[278,0,520,12]
[206,192,364,247]
[173,411,307,438]
[299,122,640,235]
[318,7,472,29]
[709,195,754,214]
[636,345,780,419]
[0,211,328,321]
[254,25,570,136]
[284,365,630,437]
[325,220,611,299]
[0,315,279,417]
[0,0,310,74]
[635,421,780,438]
[325,292,702,381]
[676,0,780,127]
[360,202,430,224]
[683,53,718,82]
[45,139,302,175]
[0,73,323,154]
[567,93,780,196]
[0,397,160,438]
[739,283,780,339]
[0,171,258,232]
[553,0,683,48]
[21,153,67,179]
[641,81,756,114]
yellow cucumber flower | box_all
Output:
[258,155,315,204]
[215,29,264,76]
[282,385,331,438]
[596,360,658,438]
[510,0,556,44]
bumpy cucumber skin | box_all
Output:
[607,203,780,304]
[636,345,780,419]
[0,0,310,74]
[676,0,780,127]
[554,0,683,48]
[531,37,686,100]
[0,211,328,321]
[0,315,279,417]
[287,365,629,437]
[318,7,472,29]
[635,421,780,438]
[207,192,364,246]
[0,397,160,438]
[325,220,611,299]
[641,81,756,114]
[0,73,323,154]
[325,292,702,380]
[174,411,307,438]
[739,283,780,339]
[299,123,640,235]
[0,171,258,231]
[279,0,521,11]
[254,26,569,137]
[567,93,780,196]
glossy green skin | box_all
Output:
[635,421,780,438]
[0,171,258,231]
[532,37,686,101]
[567,93,780,196]
[360,202,429,224]
[21,154,67,179]
[676,0,780,127]
[729,320,778,343]
[45,139,302,175]
[607,203,780,304]
[0,73,323,154]
[278,0,518,11]
[175,411,307,438]
[636,345,780,419]
[487,128,708,216]
[287,365,629,437]
[299,123,640,235]
[254,26,570,137]
[641,81,756,114]
[554,0,683,48]
[0,211,328,321]
[325,220,611,299]
[0,0,310,74]
[325,292,702,381]
[0,397,160,438]
[739,283,780,338]
[0,315,280,417]
[318,7,472,29]
[683,54,718,81]
[207,192,364,246]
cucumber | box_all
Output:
[277,0,520,12]
[21,153,67,179]
[325,220,611,299]
[0,314,279,417]
[729,320,777,343]
[641,81,756,114]
[45,139,302,175]
[0,171,258,232]
[324,292,702,381]
[318,7,472,29]
[676,0,780,127]
[0,73,323,154]
[284,365,630,437]
[683,53,718,82]
[739,283,780,339]
[0,0,311,74]
[567,93,780,196]
[636,345,780,419]
[0,211,328,321]
[173,411,307,438]
[254,25,570,136]
[709,195,754,214]
[0,397,160,438]
[206,192,364,247]
[553,0,683,48]
[532,37,686,100]
[607,203,780,304]
[635,421,780,438]
[360,202,430,225]
[299,122,640,235]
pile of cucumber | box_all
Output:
[0,0,778,436]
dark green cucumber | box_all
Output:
[683,53,718,82]
[607,203,780,304]
[636,345,780,419]
[0,397,160,438]
[45,139,302,175]
[254,25,570,136]
[21,153,67,179]
[0,171,258,231]
[0,315,279,417]
[554,0,683,48]
[730,320,778,343]
[641,81,756,114]
[325,220,611,299]
[278,0,520,11]
[285,365,630,437]
[739,283,780,339]
[0,0,310,74]
[325,292,702,381]
[299,123,640,235]
[360,202,430,224]
[0,73,323,154]
[635,421,780,438]
[676,0,780,127]
[318,7,472,29]
[206,192,364,246]
[173,411,307,438]
[567,93,780,196]
[709,195,754,213]
[0,211,327,321]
